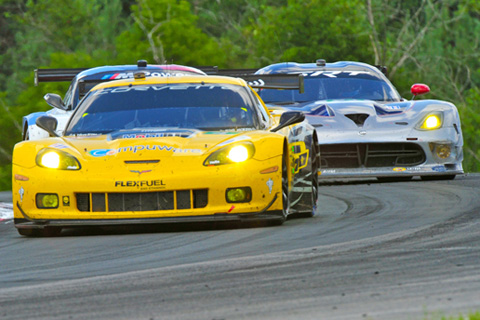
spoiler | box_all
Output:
[34,66,304,93]
[197,67,304,93]
[34,68,88,86]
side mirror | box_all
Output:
[36,116,59,137]
[411,83,430,99]
[44,93,67,110]
[271,111,305,132]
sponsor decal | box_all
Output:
[122,133,185,139]
[302,71,370,78]
[247,79,265,87]
[266,178,274,194]
[18,187,24,203]
[115,180,166,189]
[393,167,407,172]
[130,170,152,175]
[90,144,202,157]
[407,167,423,171]
[100,71,196,80]
[358,130,367,136]
[62,196,70,206]
[204,131,238,135]
[93,84,231,96]
[109,129,195,140]
[290,142,309,174]
[432,165,447,172]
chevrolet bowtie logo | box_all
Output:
[130,170,152,175]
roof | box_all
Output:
[77,64,206,80]
[256,61,384,77]
[89,75,249,91]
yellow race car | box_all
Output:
[12,73,319,236]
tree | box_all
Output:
[247,0,373,67]
[115,0,227,66]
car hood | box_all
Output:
[269,99,443,143]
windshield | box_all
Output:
[259,72,401,103]
[65,83,259,135]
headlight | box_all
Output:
[417,113,443,130]
[204,142,255,166]
[36,149,81,170]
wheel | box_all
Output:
[377,176,413,182]
[17,227,62,237]
[421,175,456,181]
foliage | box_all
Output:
[115,0,227,66]
[248,0,373,66]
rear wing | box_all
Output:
[34,66,305,93]
[198,67,304,93]
[34,68,87,86]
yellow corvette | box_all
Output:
[12,74,319,236]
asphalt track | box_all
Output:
[1,174,480,319]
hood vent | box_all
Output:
[345,113,369,127]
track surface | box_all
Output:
[1,174,480,319]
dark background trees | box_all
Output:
[0,0,479,189]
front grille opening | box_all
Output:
[176,190,191,210]
[320,143,426,169]
[76,189,208,212]
[193,189,208,208]
[92,193,106,212]
[77,193,90,212]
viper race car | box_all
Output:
[255,60,464,180]
[12,74,319,236]
[24,60,206,140]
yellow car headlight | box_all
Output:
[228,145,249,163]
[418,113,443,130]
[36,149,81,170]
[204,142,255,166]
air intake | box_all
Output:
[345,113,369,127]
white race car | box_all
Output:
[255,60,463,181]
